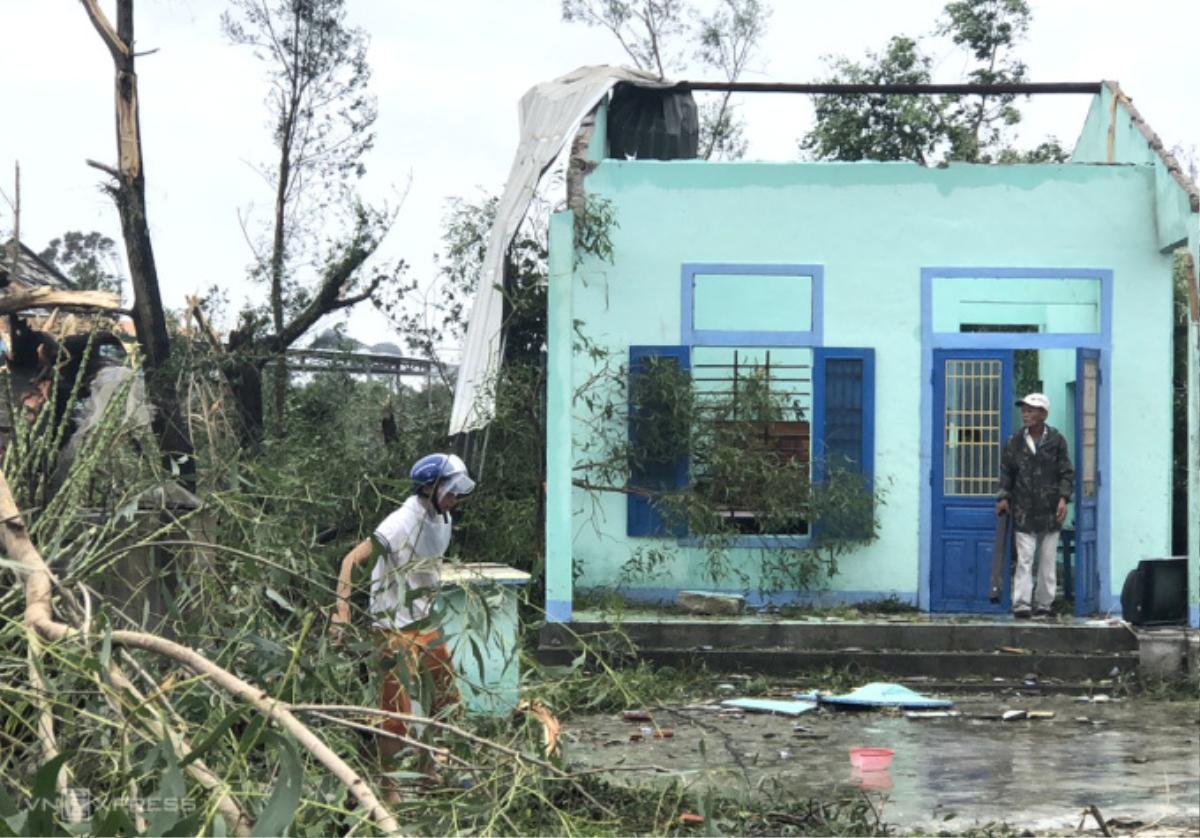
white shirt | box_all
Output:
[368,496,452,630]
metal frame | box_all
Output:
[674,81,1103,96]
[285,348,433,377]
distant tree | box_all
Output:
[800,36,948,165]
[938,0,1031,162]
[801,0,1060,164]
[561,0,770,160]
[694,0,767,160]
[222,0,399,440]
[39,230,123,295]
[562,0,690,78]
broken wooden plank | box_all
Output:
[0,288,122,314]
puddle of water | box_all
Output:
[565,694,1200,831]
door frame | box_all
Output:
[1073,347,1102,615]
[930,348,1014,612]
[918,267,1113,612]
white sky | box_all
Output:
[1,0,1197,356]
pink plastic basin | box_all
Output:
[849,747,894,771]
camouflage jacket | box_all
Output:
[997,425,1075,533]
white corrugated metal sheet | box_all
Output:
[449,65,669,435]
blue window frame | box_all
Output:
[681,263,824,347]
[627,345,876,545]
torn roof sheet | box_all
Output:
[449,65,670,436]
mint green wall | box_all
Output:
[694,273,814,332]
[1072,87,1194,251]
[552,159,1174,608]
[931,277,1101,333]
[545,211,575,620]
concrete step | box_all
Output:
[543,620,1138,655]
[636,648,1135,681]
[538,620,1141,682]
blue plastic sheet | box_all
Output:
[720,698,818,716]
[816,682,954,710]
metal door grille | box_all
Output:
[1081,358,1098,497]
[943,359,1002,496]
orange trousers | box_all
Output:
[377,629,457,738]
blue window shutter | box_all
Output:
[813,348,875,538]
[813,348,874,479]
[628,345,690,537]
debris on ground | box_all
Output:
[677,590,745,615]
[819,682,954,710]
[568,691,1200,833]
[904,710,961,719]
[720,698,817,716]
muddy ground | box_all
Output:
[564,690,1200,834]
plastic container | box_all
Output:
[849,747,894,771]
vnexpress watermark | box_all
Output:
[50,789,195,824]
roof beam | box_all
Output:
[673,81,1103,95]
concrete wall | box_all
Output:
[546,158,1175,614]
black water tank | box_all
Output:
[607,83,699,161]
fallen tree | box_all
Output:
[1,466,402,835]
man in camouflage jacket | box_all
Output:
[996,393,1075,618]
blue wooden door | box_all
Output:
[1073,349,1101,615]
[931,350,1014,612]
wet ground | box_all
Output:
[564,691,1200,834]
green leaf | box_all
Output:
[0,785,16,818]
[88,807,134,837]
[264,587,295,612]
[237,715,269,757]
[251,733,304,837]
[468,636,486,682]
[0,812,25,836]
[145,739,189,837]
[181,708,245,767]
[26,752,73,836]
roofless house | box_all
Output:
[452,69,1200,633]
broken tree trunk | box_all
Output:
[81,0,194,490]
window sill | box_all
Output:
[676,534,813,550]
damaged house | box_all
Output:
[452,69,1200,629]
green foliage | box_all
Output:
[574,195,620,266]
[580,352,884,595]
[801,36,946,165]
[38,231,123,296]
[801,0,1059,165]
[937,0,1031,162]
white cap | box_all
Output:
[1016,393,1050,413]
